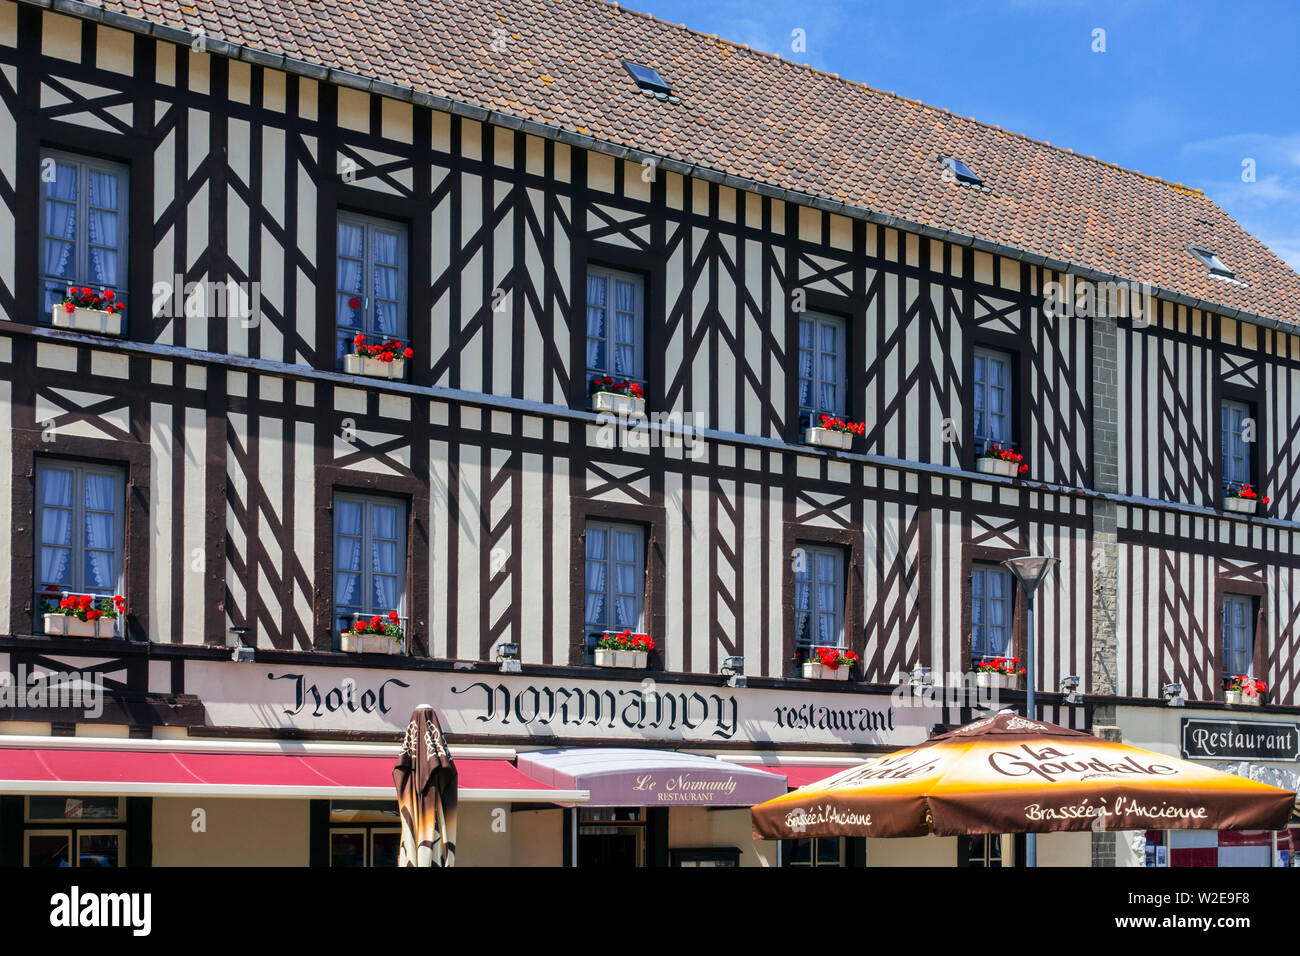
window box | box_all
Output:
[591,390,645,416]
[593,648,649,668]
[51,305,123,336]
[976,457,1019,478]
[805,427,852,450]
[975,671,1019,690]
[344,353,406,380]
[340,631,401,655]
[1223,497,1257,515]
[43,613,114,639]
[800,661,851,681]
[1223,690,1261,706]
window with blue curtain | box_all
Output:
[583,521,645,652]
[793,545,845,650]
[971,564,1013,660]
[333,493,407,645]
[797,313,846,424]
[585,267,644,385]
[1220,399,1252,493]
[1221,595,1254,676]
[336,213,408,366]
[972,347,1012,453]
[39,149,129,318]
[34,460,124,610]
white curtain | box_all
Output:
[613,280,637,376]
[584,528,607,629]
[40,469,74,585]
[372,230,402,337]
[337,222,365,322]
[334,500,363,613]
[798,319,814,410]
[82,473,117,591]
[613,529,637,627]
[43,163,78,309]
[87,169,120,287]
[369,503,400,611]
[586,274,606,372]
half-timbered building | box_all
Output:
[0,0,1297,868]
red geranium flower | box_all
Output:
[348,296,361,310]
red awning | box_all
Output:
[0,746,587,802]
[758,765,856,790]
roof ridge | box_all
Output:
[593,0,1207,199]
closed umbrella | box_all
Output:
[752,711,1296,840]
[394,705,458,867]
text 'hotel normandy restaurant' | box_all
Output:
[0,0,1298,866]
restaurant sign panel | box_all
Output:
[184,660,941,747]
[1181,718,1300,762]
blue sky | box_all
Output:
[632,0,1300,271]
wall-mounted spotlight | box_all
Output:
[721,655,746,688]
[496,642,522,674]
[1060,675,1082,705]
[228,625,254,663]
[1162,682,1185,708]
[908,667,933,689]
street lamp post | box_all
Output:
[1001,554,1059,870]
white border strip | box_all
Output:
[0,779,589,802]
[0,735,515,760]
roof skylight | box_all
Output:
[1189,245,1235,280]
[621,59,672,97]
[940,156,983,187]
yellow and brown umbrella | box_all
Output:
[394,705,458,867]
[752,711,1296,840]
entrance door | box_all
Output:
[576,808,646,867]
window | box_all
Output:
[794,545,845,652]
[971,563,1013,661]
[620,60,671,96]
[24,796,126,868]
[797,312,847,425]
[333,494,407,642]
[972,347,1013,454]
[40,149,129,316]
[1189,246,1235,280]
[328,801,400,867]
[584,521,645,647]
[1220,398,1253,493]
[578,807,647,867]
[1221,595,1254,677]
[940,156,983,187]
[585,267,644,388]
[35,460,125,610]
[336,213,408,366]
[782,837,845,867]
[962,834,1003,867]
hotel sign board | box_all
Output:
[1181,718,1300,762]
[184,660,941,748]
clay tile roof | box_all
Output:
[71,0,1300,324]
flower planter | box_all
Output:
[975,671,1019,690]
[43,613,115,639]
[1223,497,1257,515]
[1224,690,1261,706]
[594,648,649,668]
[805,427,852,451]
[591,391,645,416]
[801,661,851,681]
[976,457,1019,478]
[340,632,400,654]
[344,354,406,380]
[51,305,122,336]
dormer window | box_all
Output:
[621,60,676,100]
[940,156,983,187]
[1189,246,1235,280]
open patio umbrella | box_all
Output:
[752,711,1296,840]
[394,705,458,867]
